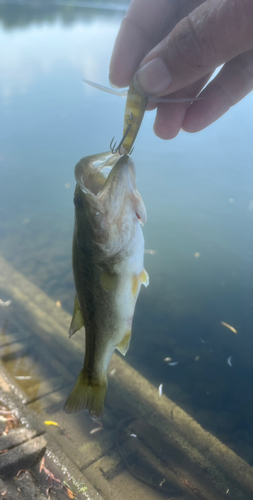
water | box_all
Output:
[1,0,253,472]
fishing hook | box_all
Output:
[110,114,134,154]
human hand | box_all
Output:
[109,0,253,139]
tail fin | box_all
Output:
[64,369,107,419]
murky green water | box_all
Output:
[1,1,253,467]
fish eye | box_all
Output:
[74,196,83,209]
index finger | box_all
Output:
[109,0,205,87]
[109,0,177,87]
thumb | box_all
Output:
[134,0,253,96]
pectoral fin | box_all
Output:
[69,295,84,338]
[116,329,132,356]
[139,268,149,287]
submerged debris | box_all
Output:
[14,376,31,380]
[144,249,157,255]
[227,356,233,367]
[44,421,59,427]
[220,321,237,334]
[90,421,103,435]
[0,299,11,307]
[63,481,87,498]
[0,405,19,435]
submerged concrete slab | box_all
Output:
[0,254,253,499]
[0,427,37,452]
[0,435,47,479]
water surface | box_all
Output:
[1,1,253,466]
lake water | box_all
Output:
[1,0,253,470]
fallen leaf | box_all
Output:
[16,469,27,478]
[65,486,75,499]
[40,457,61,485]
[4,416,19,434]
[39,457,45,473]
[44,421,59,427]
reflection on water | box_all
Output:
[1,0,253,473]
[0,1,128,30]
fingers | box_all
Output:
[153,73,212,139]
[109,0,205,87]
[134,0,253,97]
[182,49,253,132]
[109,0,175,87]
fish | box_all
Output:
[220,321,237,334]
[64,151,149,419]
[83,79,200,154]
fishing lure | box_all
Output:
[83,78,199,155]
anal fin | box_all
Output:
[139,268,149,287]
[116,329,132,356]
[132,268,149,297]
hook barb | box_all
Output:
[110,121,132,154]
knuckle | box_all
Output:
[169,14,216,72]
[121,14,154,48]
[238,50,253,80]
[214,83,235,107]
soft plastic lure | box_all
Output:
[83,78,199,154]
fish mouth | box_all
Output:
[74,151,146,227]
[75,151,120,196]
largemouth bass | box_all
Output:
[64,151,149,419]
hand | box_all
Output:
[109,0,253,139]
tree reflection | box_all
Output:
[0,1,129,30]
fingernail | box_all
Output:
[134,58,172,95]
[109,77,120,89]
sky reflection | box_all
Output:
[0,17,119,101]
